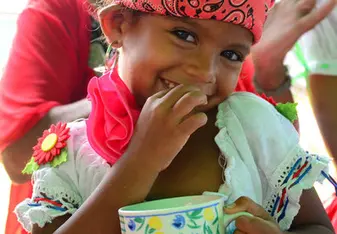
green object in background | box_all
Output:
[292,43,310,82]
[276,103,298,123]
[321,63,330,69]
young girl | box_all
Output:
[15,0,334,233]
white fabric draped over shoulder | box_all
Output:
[15,93,329,232]
[215,92,329,230]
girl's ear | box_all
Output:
[98,5,133,47]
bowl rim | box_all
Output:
[118,194,225,218]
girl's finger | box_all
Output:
[179,112,207,136]
[172,90,207,120]
[235,216,282,234]
[233,229,246,234]
[160,85,202,108]
[224,196,274,222]
[149,89,170,99]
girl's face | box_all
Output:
[116,13,253,111]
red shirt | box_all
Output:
[0,0,94,233]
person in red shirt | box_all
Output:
[0,0,98,233]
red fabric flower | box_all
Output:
[259,93,277,106]
[86,69,141,165]
[32,122,70,165]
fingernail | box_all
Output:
[224,203,236,209]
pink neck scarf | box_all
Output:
[86,69,140,164]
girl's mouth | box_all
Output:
[160,78,216,96]
[162,78,179,89]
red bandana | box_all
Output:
[109,0,275,43]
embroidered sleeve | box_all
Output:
[263,147,329,230]
[15,167,83,232]
[15,122,83,232]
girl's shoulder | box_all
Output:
[23,119,110,199]
[16,120,110,232]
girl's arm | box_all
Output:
[286,188,334,234]
[28,85,208,234]
[2,99,91,184]
[33,151,160,234]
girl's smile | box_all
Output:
[112,13,253,111]
[160,77,216,95]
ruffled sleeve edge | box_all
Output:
[15,198,77,232]
[263,145,330,231]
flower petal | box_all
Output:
[42,130,49,137]
[45,152,53,162]
[33,145,41,151]
[51,147,57,156]
[55,142,64,148]
[50,124,56,133]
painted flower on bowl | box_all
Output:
[172,214,185,229]
[127,219,136,231]
[203,208,215,222]
[148,216,163,230]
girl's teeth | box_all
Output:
[168,82,175,88]
[164,79,176,88]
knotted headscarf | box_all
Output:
[102,0,275,43]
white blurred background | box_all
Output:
[0,1,30,233]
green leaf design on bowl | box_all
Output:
[187,219,201,229]
[134,217,145,231]
[203,221,213,234]
[145,224,156,234]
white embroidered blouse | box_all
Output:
[15,92,329,233]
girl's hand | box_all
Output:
[126,85,208,172]
[224,197,282,234]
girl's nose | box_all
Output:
[184,50,217,84]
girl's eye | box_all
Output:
[221,50,243,62]
[172,30,196,43]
